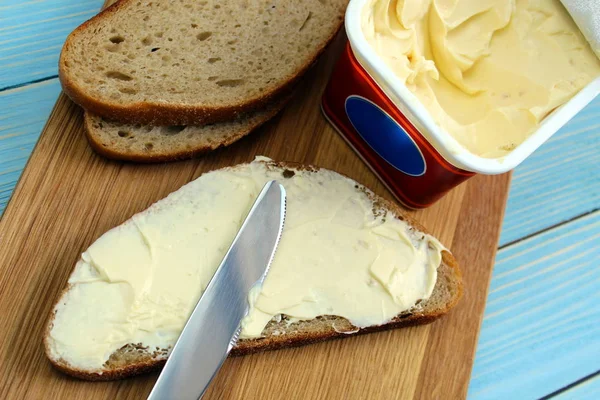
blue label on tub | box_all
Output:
[345,96,426,177]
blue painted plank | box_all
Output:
[0,0,103,89]
[0,78,61,215]
[469,211,600,400]
[499,97,600,246]
[553,374,600,400]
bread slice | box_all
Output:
[84,95,289,162]
[44,160,462,381]
[59,0,347,125]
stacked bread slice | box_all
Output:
[59,0,348,161]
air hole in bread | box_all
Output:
[208,76,218,81]
[143,15,149,22]
[164,126,186,135]
[142,36,152,45]
[151,47,160,52]
[216,79,244,87]
[208,57,221,64]
[191,23,198,28]
[196,32,212,41]
[154,32,163,38]
[282,169,295,179]
[117,130,130,138]
[109,36,125,44]
[119,87,138,95]
[145,142,154,151]
[106,71,133,81]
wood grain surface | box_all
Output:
[0,26,510,400]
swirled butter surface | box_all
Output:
[362,0,600,158]
[47,158,445,371]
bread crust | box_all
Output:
[58,0,346,126]
[44,161,463,381]
[83,95,291,163]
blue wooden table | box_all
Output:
[1,1,598,398]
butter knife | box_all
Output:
[147,180,286,400]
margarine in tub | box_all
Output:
[322,0,600,208]
[363,0,600,158]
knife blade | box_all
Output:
[147,180,286,400]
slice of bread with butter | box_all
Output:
[44,158,462,380]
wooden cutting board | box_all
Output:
[0,26,510,400]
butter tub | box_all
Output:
[322,0,600,209]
